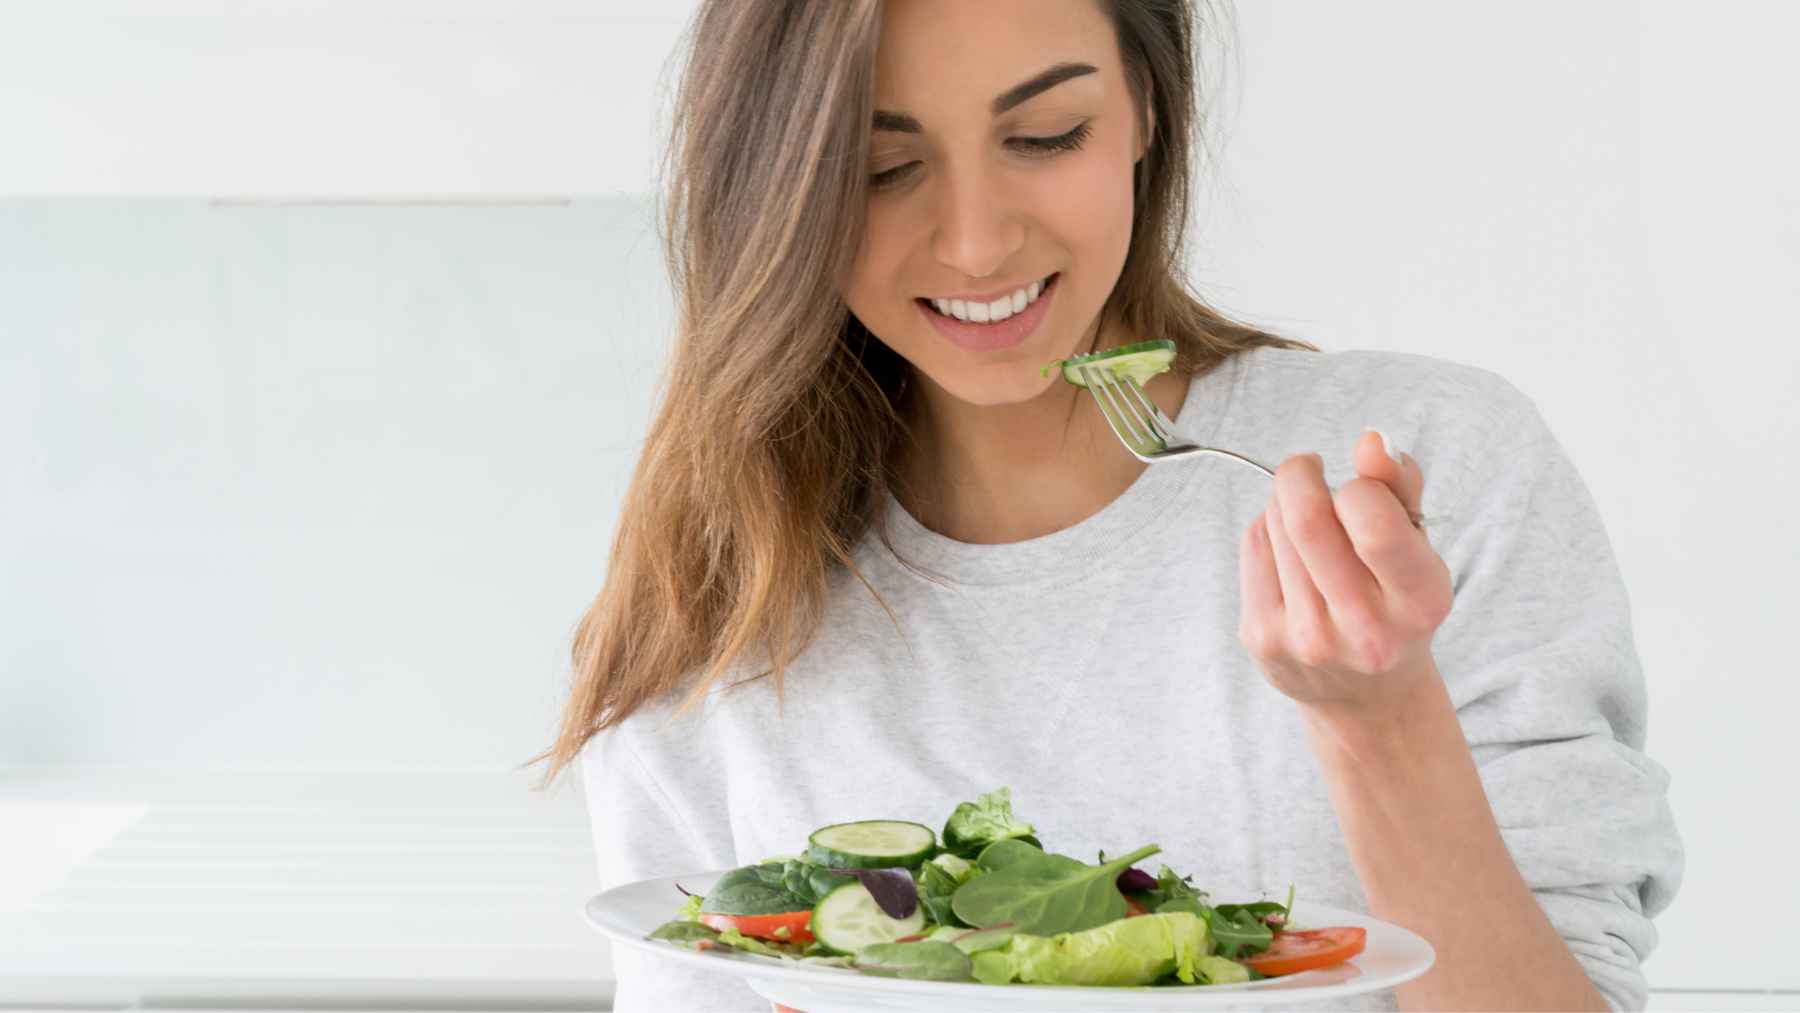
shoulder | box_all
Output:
[1224,345,1562,519]
[1234,344,1552,458]
[1235,344,1541,438]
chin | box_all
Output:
[926,364,1063,408]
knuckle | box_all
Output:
[1239,618,1281,659]
[1290,623,1334,668]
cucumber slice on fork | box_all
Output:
[1043,338,1176,387]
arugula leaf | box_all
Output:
[941,788,1039,859]
[1206,906,1274,959]
[950,843,1161,936]
[1145,865,1207,910]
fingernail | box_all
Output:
[1367,426,1405,467]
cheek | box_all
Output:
[1017,144,1137,294]
[843,202,917,319]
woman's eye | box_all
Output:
[869,162,920,190]
[1009,121,1093,155]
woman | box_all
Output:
[535,1,1682,1009]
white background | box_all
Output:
[2,1,1795,1008]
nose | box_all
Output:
[928,159,1026,281]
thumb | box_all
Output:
[1354,428,1424,519]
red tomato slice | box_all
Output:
[1241,926,1366,976]
[698,910,814,946]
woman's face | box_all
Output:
[842,0,1146,408]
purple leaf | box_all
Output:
[833,867,919,919]
[1116,866,1157,893]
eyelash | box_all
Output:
[869,121,1093,191]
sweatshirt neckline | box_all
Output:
[873,351,1246,589]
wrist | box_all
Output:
[1298,658,1461,770]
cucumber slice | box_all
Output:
[1043,338,1177,387]
[805,820,937,870]
[810,881,927,955]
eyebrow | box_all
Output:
[872,61,1100,133]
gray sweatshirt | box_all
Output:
[580,345,1683,1012]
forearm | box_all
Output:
[1300,662,1609,1012]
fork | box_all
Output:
[1077,365,1444,530]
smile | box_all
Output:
[919,274,1058,324]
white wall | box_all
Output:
[3,0,1795,1000]
[1,198,671,771]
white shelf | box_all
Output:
[0,768,614,1009]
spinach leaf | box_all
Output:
[950,843,1161,936]
[941,787,1039,859]
[974,837,1044,871]
[945,922,1017,955]
[918,859,971,928]
[780,860,855,907]
[701,863,810,915]
[853,940,974,982]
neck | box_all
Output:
[893,361,1191,546]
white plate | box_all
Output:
[585,870,1435,1012]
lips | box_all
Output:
[916,273,1061,353]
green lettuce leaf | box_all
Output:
[969,911,1211,987]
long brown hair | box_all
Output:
[530,0,1315,787]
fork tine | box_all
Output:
[1095,368,1161,447]
[1079,366,1142,449]
[1119,376,1177,439]
[1083,366,1160,451]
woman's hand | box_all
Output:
[1238,430,1454,715]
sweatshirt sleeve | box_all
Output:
[579,724,771,1013]
[1429,378,1685,1012]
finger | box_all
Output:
[1265,494,1329,632]
[1355,428,1425,522]
[1272,453,1380,620]
[1334,476,1443,600]
[1240,511,1285,616]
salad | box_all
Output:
[645,788,1366,987]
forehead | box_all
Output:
[873,0,1120,111]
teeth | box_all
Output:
[931,275,1052,323]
